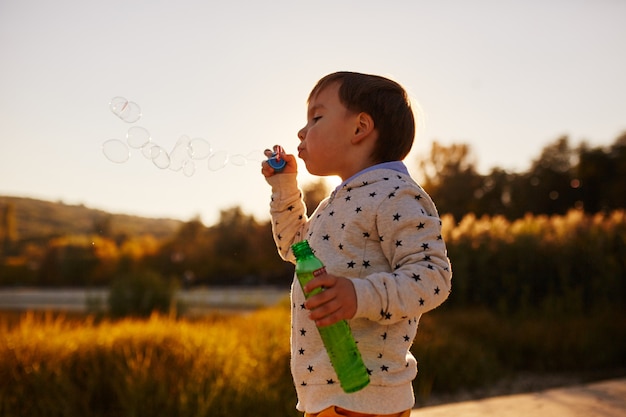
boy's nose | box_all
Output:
[297,126,306,141]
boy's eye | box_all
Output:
[312,116,322,123]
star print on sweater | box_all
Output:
[266,164,452,415]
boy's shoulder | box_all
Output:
[339,167,438,216]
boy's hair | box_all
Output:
[309,71,415,163]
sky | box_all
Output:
[1,0,625,226]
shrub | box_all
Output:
[442,210,626,316]
[107,270,178,318]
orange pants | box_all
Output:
[305,406,411,417]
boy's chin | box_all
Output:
[303,160,335,177]
[302,161,318,175]
[305,166,327,177]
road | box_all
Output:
[412,378,626,417]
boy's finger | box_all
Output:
[303,273,334,294]
[273,145,285,155]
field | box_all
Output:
[2,209,625,416]
[1,303,624,417]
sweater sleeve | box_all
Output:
[352,185,452,323]
[265,173,308,263]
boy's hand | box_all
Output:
[303,273,357,327]
[261,145,297,177]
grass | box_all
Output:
[1,303,625,416]
[0,306,296,417]
[412,306,626,405]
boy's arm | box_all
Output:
[352,186,452,323]
[262,149,307,262]
[265,172,308,263]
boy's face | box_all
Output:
[297,82,358,179]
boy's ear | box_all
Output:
[352,112,375,144]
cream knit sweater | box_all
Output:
[266,164,452,414]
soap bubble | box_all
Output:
[127,126,151,149]
[188,138,212,159]
[208,150,229,171]
[168,135,191,171]
[103,97,273,176]
[245,150,266,162]
[102,139,130,163]
[110,96,141,123]
[182,160,196,177]
[229,154,248,166]
[141,143,160,159]
[150,145,170,169]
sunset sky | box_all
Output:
[1,0,624,226]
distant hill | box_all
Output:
[0,196,183,240]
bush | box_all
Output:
[412,306,626,404]
[442,210,626,316]
[107,270,178,318]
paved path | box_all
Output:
[412,378,626,417]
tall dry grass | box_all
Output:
[0,307,297,417]
[442,209,625,315]
[1,210,625,416]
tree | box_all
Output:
[520,136,577,215]
[0,203,18,256]
[416,141,483,221]
[151,216,212,284]
[302,179,330,217]
[576,132,626,213]
[475,168,516,217]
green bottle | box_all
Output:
[291,240,370,393]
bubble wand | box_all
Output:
[264,145,286,172]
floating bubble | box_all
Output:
[110,96,142,123]
[168,135,191,171]
[188,138,212,160]
[182,160,196,177]
[151,145,170,169]
[245,149,266,162]
[102,139,130,163]
[141,143,160,160]
[208,150,229,171]
[127,126,151,149]
[104,97,273,176]
[230,154,248,166]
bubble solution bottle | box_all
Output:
[292,240,370,393]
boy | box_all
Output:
[262,72,452,417]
